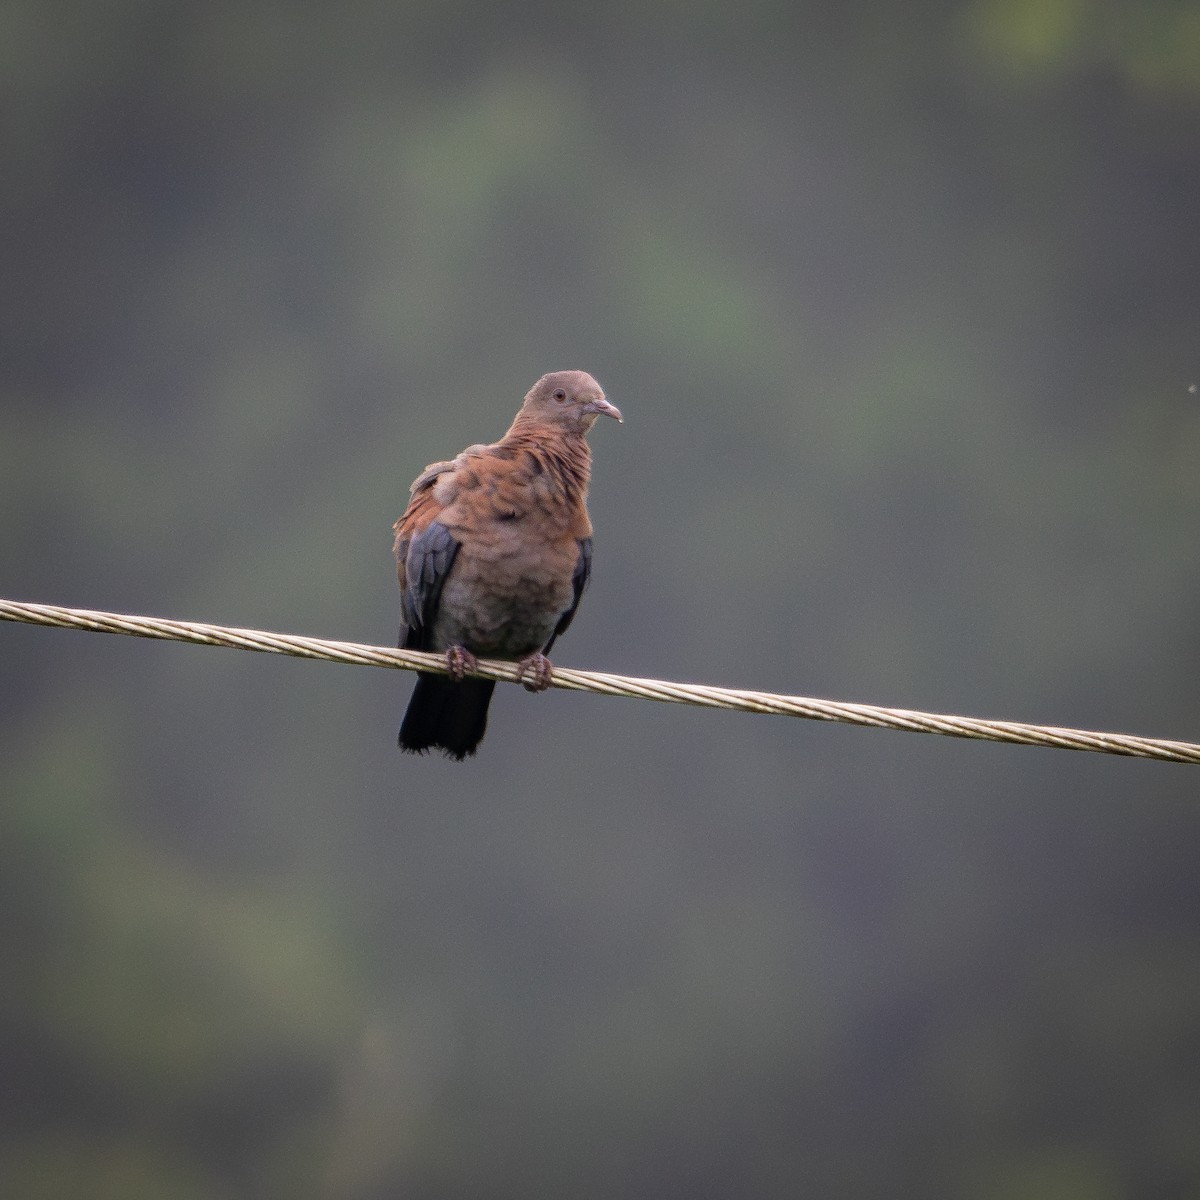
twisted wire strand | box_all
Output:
[2,597,1197,765]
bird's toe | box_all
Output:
[516,651,554,693]
[445,644,479,682]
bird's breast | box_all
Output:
[431,534,578,659]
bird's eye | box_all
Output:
[552,389,567,402]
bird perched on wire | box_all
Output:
[393,370,622,759]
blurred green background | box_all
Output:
[3,1,1200,1196]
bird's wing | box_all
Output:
[542,536,592,655]
[394,459,463,651]
[399,519,459,651]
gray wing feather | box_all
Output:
[543,537,592,655]
[401,520,459,651]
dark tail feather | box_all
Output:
[398,673,495,761]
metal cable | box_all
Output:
[2,597,1197,764]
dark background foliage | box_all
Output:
[3,2,1199,1196]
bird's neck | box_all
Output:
[500,422,592,500]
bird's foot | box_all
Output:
[444,644,479,682]
[515,651,554,693]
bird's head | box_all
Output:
[518,370,623,434]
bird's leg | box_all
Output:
[444,644,479,682]
[515,651,554,693]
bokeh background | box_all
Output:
[3,2,1200,1197]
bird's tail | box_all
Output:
[398,673,496,760]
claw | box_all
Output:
[515,651,553,693]
[445,644,479,682]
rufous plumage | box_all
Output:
[393,370,621,759]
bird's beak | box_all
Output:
[588,397,623,423]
